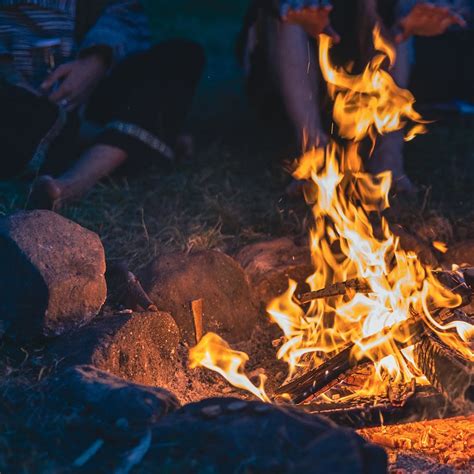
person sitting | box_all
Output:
[238,0,469,194]
[0,0,205,209]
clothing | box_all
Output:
[0,0,150,88]
[0,6,75,86]
[43,40,206,176]
[0,2,204,177]
[0,40,205,178]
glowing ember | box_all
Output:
[189,26,473,403]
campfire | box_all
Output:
[189,28,473,418]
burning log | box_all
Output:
[300,386,466,429]
[299,278,371,304]
[298,270,472,306]
[414,331,473,405]
[274,317,424,404]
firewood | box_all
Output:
[298,270,472,306]
[274,317,424,404]
[191,298,204,344]
[299,278,371,304]
[300,386,467,429]
[414,330,473,405]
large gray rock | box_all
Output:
[137,397,387,474]
[0,210,106,339]
[235,238,313,309]
[49,311,181,389]
[2,365,180,472]
[140,250,261,345]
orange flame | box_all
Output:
[189,332,270,402]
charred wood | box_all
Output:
[274,317,424,404]
[299,386,471,429]
[414,331,473,405]
[299,278,371,304]
[106,261,158,312]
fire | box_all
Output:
[189,332,270,402]
[189,26,473,403]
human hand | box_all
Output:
[282,1,339,41]
[41,54,108,111]
[395,2,466,43]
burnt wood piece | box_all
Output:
[414,331,474,405]
[107,262,157,312]
[298,270,472,306]
[299,278,372,304]
[298,386,472,429]
[274,317,424,404]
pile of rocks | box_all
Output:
[0,210,387,472]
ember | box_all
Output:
[190,26,473,413]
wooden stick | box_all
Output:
[191,298,204,344]
[299,278,371,304]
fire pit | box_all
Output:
[187,27,474,467]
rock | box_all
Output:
[412,215,453,245]
[235,238,313,309]
[0,210,106,340]
[46,365,180,429]
[140,250,260,345]
[444,240,474,267]
[391,224,439,267]
[136,397,387,474]
[49,311,181,389]
[2,366,179,472]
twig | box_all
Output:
[191,298,204,344]
[299,278,371,304]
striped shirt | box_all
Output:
[0,0,151,88]
[0,1,76,87]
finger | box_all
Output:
[41,63,72,90]
[48,81,73,103]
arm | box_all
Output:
[394,0,467,43]
[79,0,151,64]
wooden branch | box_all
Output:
[191,298,204,344]
[274,317,424,404]
[299,278,371,304]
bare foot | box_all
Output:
[28,175,62,211]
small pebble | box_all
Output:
[201,405,222,418]
[254,404,271,413]
[226,401,248,412]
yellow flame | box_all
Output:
[319,26,428,145]
[189,26,473,403]
[189,332,270,402]
[432,241,448,253]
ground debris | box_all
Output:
[359,415,474,470]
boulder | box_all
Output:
[49,311,181,389]
[0,210,106,340]
[140,250,260,345]
[235,238,313,309]
[443,240,474,267]
[137,397,387,474]
[2,366,179,472]
[46,365,180,429]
